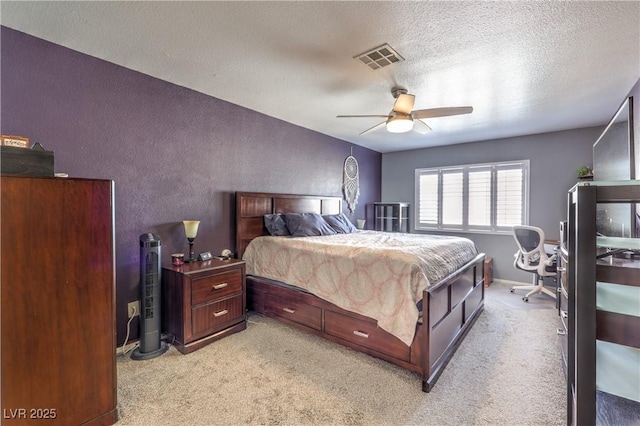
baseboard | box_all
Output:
[493,278,529,287]
[493,278,557,288]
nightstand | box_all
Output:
[162,258,246,354]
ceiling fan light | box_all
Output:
[386,116,414,133]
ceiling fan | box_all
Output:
[337,87,473,135]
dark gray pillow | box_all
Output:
[264,214,290,236]
[283,213,337,237]
[323,213,358,234]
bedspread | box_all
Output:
[243,231,478,345]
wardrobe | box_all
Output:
[1,175,117,426]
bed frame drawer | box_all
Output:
[324,310,410,361]
[264,293,322,330]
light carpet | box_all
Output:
[116,283,565,425]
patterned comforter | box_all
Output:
[243,231,478,346]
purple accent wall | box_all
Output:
[1,27,382,345]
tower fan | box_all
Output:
[131,233,169,360]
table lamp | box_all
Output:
[182,220,200,263]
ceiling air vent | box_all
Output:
[355,44,404,70]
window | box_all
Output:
[415,160,529,233]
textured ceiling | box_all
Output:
[1,1,639,153]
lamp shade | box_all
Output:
[182,220,200,239]
[386,116,414,133]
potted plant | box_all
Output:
[576,166,593,179]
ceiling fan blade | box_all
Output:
[412,106,473,119]
[392,94,415,115]
[337,114,390,118]
[413,119,432,135]
[359,121,387,135]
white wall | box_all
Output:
[381,126,603,282]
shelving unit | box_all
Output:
[373,202,410,232]
[566,181,640,426]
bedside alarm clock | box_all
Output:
[197,251,213,261]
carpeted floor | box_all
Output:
[116,282,565,425]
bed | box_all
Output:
[235,191,485,392]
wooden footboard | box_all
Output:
[422,253,485,391]
[247,253,485,392]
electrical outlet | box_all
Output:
[127,301,140,319]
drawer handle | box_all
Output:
[353,330,369,339]
[557,267,566,272]
[212,283,228,290]
[282,307,296,314]
[213,309,228,317]
[557,328,567,336]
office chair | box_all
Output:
[510,225,557,302]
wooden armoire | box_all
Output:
[1,175,117,426]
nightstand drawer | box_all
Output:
[265,293,322,331]
[191,294,245,336]
[191,270,243,306]
[324,310,410,361]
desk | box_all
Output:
[544,239,560,253]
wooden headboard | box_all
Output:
[235,191,342,259]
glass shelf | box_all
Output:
[596,236,640,251]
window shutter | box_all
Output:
[418,172,438,225]
[415,160,528,233]
[496,167,524,227]
[468,168,492,226]
[442,170,463,226]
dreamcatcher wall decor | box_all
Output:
[343,149,360,213]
